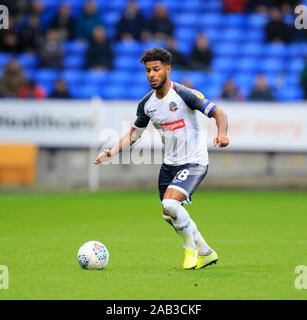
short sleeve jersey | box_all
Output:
[134,82,217,166]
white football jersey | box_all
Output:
[134,82,217,166]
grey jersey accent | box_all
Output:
[134,90,155,128]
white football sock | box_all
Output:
[163,211,212,255]
[189,220,212,256]
[162,199,196,249]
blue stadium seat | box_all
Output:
[200,85,221,100]
[100,85,128,99]
[214,43,240,56]
[181,71,208,88]
[235,58,260,72]
[107,71,131,83]
[286,44,305,58]
[285,74,300,86]
[233,73,255,88]
[71,84,101,99]
[287,58,305,74]
[127,85,151,100]
[173,13,200,28]
[260,58,284,73]
[114,56,136,70]
[241,43,264,57]
[102,11,121,27]
[62,41,88,55]
[176,40,193,56]
[103,0,127,11]
[0,53,12,67]
[35,69,59,85]
[264,43,287,58]
[202,0,223,12]
[200,14,223,28]
[221,28,244,42]
[247,14,269,28]
[63,55,85,69]
[60,70,84,85]
[212,57,236,72]
[224,14,247,27]
[203,28,220,43]
[174,28,197,42]
[276,87,304,101]
[86,70,108,86]
[17,54,39,69]
[114,41,143,56]
[245,29,265,42]
[208,72,228,86]
[141,41,166,51]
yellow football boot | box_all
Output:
[195,250,218,270]
[183,248,198,269]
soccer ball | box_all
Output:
[77,240,109,270]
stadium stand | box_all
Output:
[0,0,305,101]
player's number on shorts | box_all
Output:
[177,169,190,181]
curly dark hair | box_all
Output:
[140,47,172,65]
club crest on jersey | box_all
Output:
[169,101,178,112]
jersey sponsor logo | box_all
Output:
[192,89,205,99]
[161,119,185,132]
[169,101,178,112]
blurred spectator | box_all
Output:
[0,60,27,98]
[265,7,294,43]
[149,4,174,41]
[247,0,299,14]
[0,29,22,54]
[30,0,44,16]
[19,15,43,52]
[86,26,113,70]
[220,80,243,101]
[223,0,248,13]
[166,37,189,70]
[116,0,150,42]
[182,78,194,89]
[300,57,307,100]
[17,80,46,99]
[248,74,275,101]
[50,79,72,99]
[190,33,213,72]
[50,3,74,41]
[273,0,300,13]
[3,0,31,26]
[38,29,64,69]
[74,1,103,42]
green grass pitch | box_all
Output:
[0,190,306,300]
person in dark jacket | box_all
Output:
[50,79,72,99]
[19,14,43,52]
[248,74,275,101]
[50,3,74,41]
[116,0,149,41]
[86,26,113,71]
[265,7,293,43]
[190,33,213,72]
[149,3,174,41]
[74,1,103,42]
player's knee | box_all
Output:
[162,199,181,219]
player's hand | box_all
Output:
[214,135,229,148]
[93,149,113,164]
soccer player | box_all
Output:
[94,47,229,270]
